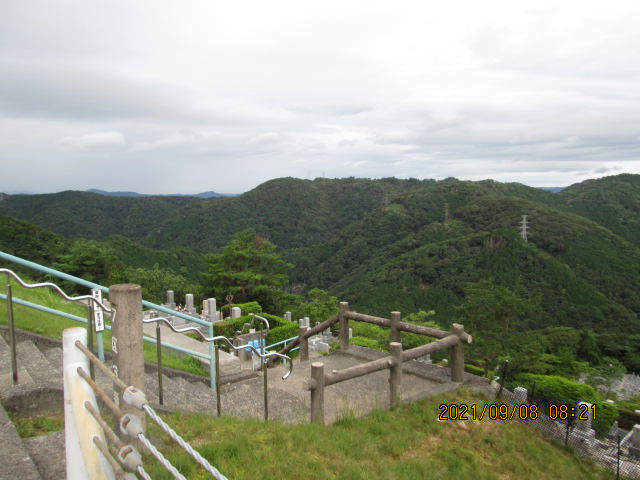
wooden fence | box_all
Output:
[278,302,472,424]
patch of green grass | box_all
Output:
[140,388,615,480]
[8,413,65,438]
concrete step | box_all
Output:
[42,347,63,378]
[0,336,33,390]
[16,341,60,386]
[145,371,184,409]
[0,401,42,480]
[23,431,65,480]
[172,376,218,413]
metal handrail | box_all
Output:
[1,268,114,318]
[142,317,293,379]
[0,251,219,388]
[144,316,293,421]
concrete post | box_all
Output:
[299,326,310,362]
[310,362,325,425]
[389,342,403,409]
[339,302,349,351]
[110,284,145,432]
[451,323,465,383]
[390,311,401,344]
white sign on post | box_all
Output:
[91,288,105,332]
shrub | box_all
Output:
[517,374,600,406]
[267,322,299,347]
[465,364,485,377]
[221,301,262,315]
[593,402,618,438]
[617,406,640,430]
[350,336,387,352]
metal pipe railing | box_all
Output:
[143,316,293,420]
[0,251,219,389]
[0,254,220,388]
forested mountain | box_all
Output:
[2,174,640,345]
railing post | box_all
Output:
[6,279,18,385]
[156,322,164,405]
[263,357,269,421]
[310,362,325,425]
[390,311,401,344]
[389,342,403,409]
[110,284,145,433]
[299,326,309,362]
[339,302,349,351]
[215,345,221,416]
[86,305,95,380]
[208,321,216,389]
[451,323,465,383]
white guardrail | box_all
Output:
[63,326,228,480]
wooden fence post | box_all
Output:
[110,284,146,433]
[389,342,402,409]
[339,302,349,351]
[299,326,309,362]
[390,311,401,344]
[451,323,465,383]
[310,362,325,425]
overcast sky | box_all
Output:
[1,1,639,195]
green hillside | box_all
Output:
[2,174,640,370]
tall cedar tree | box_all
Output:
[201,229,293,312]
[455,278,541,377]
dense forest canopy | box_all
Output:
[2,173,640,372]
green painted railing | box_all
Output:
[0,251,217,387]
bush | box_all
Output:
[465,364,485,377]
[267,322,299,347]
[617,406,640,430]
[593,402,618,438]
[221,301,262,315]
[350,336,387,352]
[517,374,600,406]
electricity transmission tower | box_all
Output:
[520,215,529,242]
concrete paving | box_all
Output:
[216,346,487,425]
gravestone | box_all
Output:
[165,290,176,309]
[622,425,640,458]
[185,294,196,315]
[208,298,217,319]
[231,307,241,318]
[514,387,528,404]
[571,402,596,447]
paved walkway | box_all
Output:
[217,346,489,425]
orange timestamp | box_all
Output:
[439,403,596,421]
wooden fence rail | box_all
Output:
[293,302,472,424]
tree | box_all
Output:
[53,239,124,292]
[454,278,541,377]
[123,263,194,304]
[201,229,294,312]
[295,288,339,323]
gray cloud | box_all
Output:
[1,1,639,194]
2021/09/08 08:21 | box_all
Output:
[438,403,597,421]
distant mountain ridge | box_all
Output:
[86,189,237,198]
[2,174,640,340]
